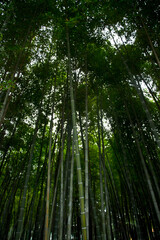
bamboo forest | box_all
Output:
[0,0,160,239]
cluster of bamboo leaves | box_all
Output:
[0,0,160,239]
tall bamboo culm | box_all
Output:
[85,67,89,240]
[67,139,75,240]
[66,25,87,240]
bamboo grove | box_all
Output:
[0,0,160,239]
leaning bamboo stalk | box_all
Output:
[48,120,66,238]
[59,110,65,240]
[97,98,106,240]
[48,153,61,238]
[0,13,36,128]
[67,139,75,240]
[15,110,40,240]
[44,88,56,240]
[85,67,89,240]
[131,100,160,199]
[100,109,112,240]
[111,107,142,239]
[126,104,160,225]
[88,179,101,239]
[109,28,160,150]
[141,20,160,69]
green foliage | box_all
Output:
[0,1,160,239]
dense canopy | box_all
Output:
[0,0,160,239]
